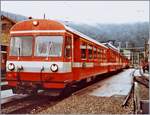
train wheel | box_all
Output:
[12,87,17,94]
[43,91,61,97]
[78,79,87,88]
[58,86,72,98]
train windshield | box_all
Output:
[35,36,63,57]
[10,36,33,56]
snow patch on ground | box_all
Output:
[134,69,141,76]
[1,89,28,104]
[1,89,16,99]
[0,81,8,86]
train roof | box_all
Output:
[10,19,107,49]
[64,25,108,49]
[103,43,129,59]
[102,42,119,53]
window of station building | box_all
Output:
[65,36,72,58]
[80,41,87,59]
[2,23,7,31]
[88,45,93,59]
[94,47,97,59]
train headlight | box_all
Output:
[33,21,39,26]
[8,63,15,71]
[50,64,58,72]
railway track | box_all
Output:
[1,76,108,114]
[1,94,61,114]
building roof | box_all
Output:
[1,15,16,24]
[1,11,28,22]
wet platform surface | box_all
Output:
[89,69,135,97]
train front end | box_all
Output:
[6,19,73,95]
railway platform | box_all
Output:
[89,69,135,97]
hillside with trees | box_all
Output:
[1,11,149,48]
[68,22,149,48]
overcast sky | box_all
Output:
[1,1,149,24]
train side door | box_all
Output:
[64,33,73,62]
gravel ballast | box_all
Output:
[38,84,149,114]
[39,94,134,114]
[37,69,149,114]
[140,84,149,100]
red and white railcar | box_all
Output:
[6,19,129,94]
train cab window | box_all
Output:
[65,36,72,58]
[88,45,93,59]
[80,41,87,59]
[94,47,97,59]
[10,36,33,56]
[35,36,63,57]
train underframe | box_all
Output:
[7,65,125,96]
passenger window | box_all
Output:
[103,49,107,62]
[94,47,97,59]
[65,36,72,58]
[88,45,93,59]
[101,49,103,62]
[97,49,101,61]
[80,41,86,59]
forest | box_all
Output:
[68,22,149,48]
[1,11,149,48]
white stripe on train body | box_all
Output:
[10,30,66,34]
[6,61,122,73]
[72,62,94,68]
[6,61,72,73]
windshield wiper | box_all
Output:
[47,41,53,59]
[18,44,21,59]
